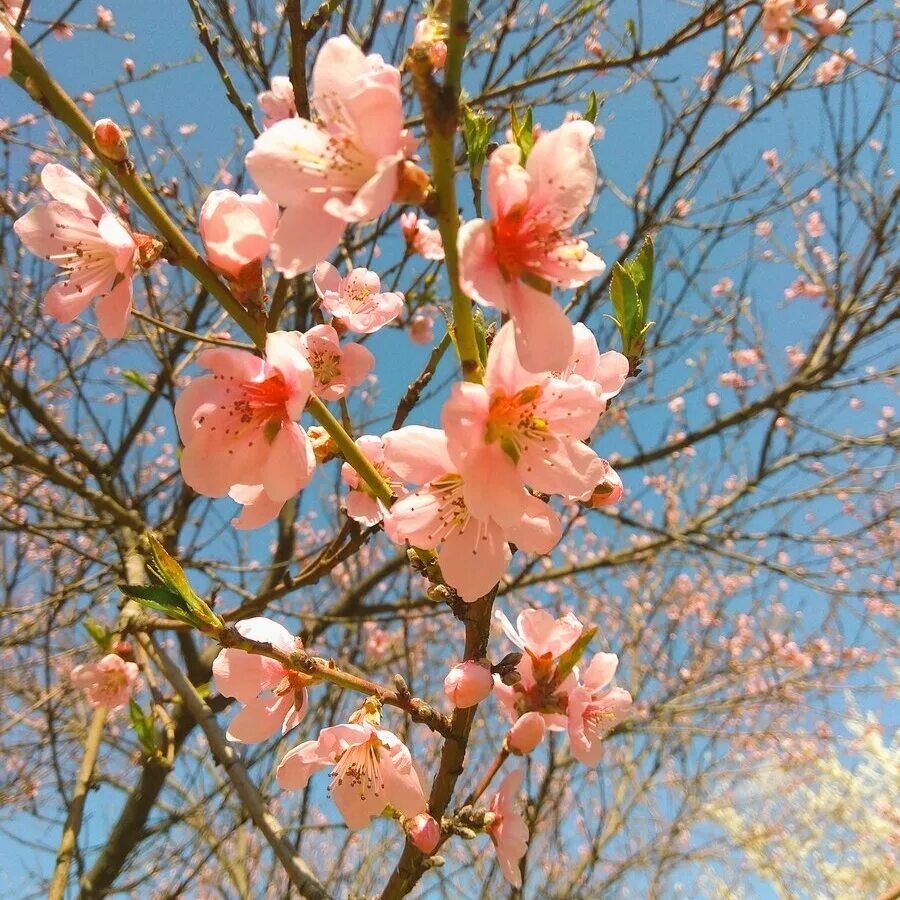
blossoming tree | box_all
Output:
[0,1,895,898]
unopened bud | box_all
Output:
[93,118,129,163]
[405,813,440,854]
[113,640,134,661]
[443,661,493,709]
[393,161,431,206]
[588,465,624,508]
[506,711,546,755]
[307,426,338,464]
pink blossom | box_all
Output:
[340,435,405,527]
[811,3,846,35]
[246,36,416,276]
[199,190,277,280]
[806,210,825,238]
[257,75,296,128]
[277,719,427,830]
[14,164,143,338]
[444,661,494,709]
[761,0,794,49]
[71,653,140,710]
[762,149,780,171]
[442,322,607,522]
[400,212,444,260]
[493,607,583,732]
[457,120,606,372]
[566,652,632,765]
[212,617,308,743]
[487,769,529,888]
[313,262,404,333]
[409,313,435,345]
[413,19,448,70]
[507,711,546,754]
[382,426,561,601]
[562,323,629,405]
[298,324,373,402]
[174,332,316,512]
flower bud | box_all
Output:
[588,466,624,508]
[443,661,493,709]
[93,118,129,163]
[307,426,338,464]
[406,813,440,854]
[393,161,431,206]
[506,711,546,755]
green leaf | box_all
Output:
[473,309,489,368]
[610,238,655,361]
[122,370,152,392]
[510,105,535,161]
[462,106,493,175]
[129,699,158,753]
[83,618,112,652]
[554,626,598,684]
[119,582,195,621]
[147,536,222,628]
[584,90,599,124]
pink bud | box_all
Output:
[406,813,440,854]
[443,661,493,709]
[123,57,135,75]
[588,466,624,508]
[93,118,129,162]
[507,712,546,755]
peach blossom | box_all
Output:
[277,721,427,829]
[71,653,140,710]
[246,37,416,276]
[199,190,277,279]
[443,661,494,709]
[458,120,606,372]
[212,617,308,743]
[487,769,529,887]
[298,324,373,402]
[340,435,405,527]
[313,262,404,333]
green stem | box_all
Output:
[411,0,482,384]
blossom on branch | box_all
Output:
[277,705,427,830]
[213,617,309,743]
[313,261,404,333]
[457,120,606,371]
[174,331,316,520]
[14,164,156,338]
[297,324,373,402]
[381,426,561,601]
[71,653,140,710]
[246,36,417,276]
[442,321,609,518]
[487,769,529,887]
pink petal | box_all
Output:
[382,425,454,484]
[41,163,108,221]
[94,277,133,340]
[226,694,292,743]
[261,422,316,502]
[502,493,561,555]
[457,218,510,312]
[525,119,597,228]
[506,280,573,373]
[276,739,332,791]
[438,517,510,601]
[581,652,619,693]
[269,203,346,278]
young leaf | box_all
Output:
[122,370,152,392]
[510,105,535,161]
[146,535,222,628]
[129,699,158,753]
[554,625,598,684]
[83,618,112,652]
[584,90,599,124]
